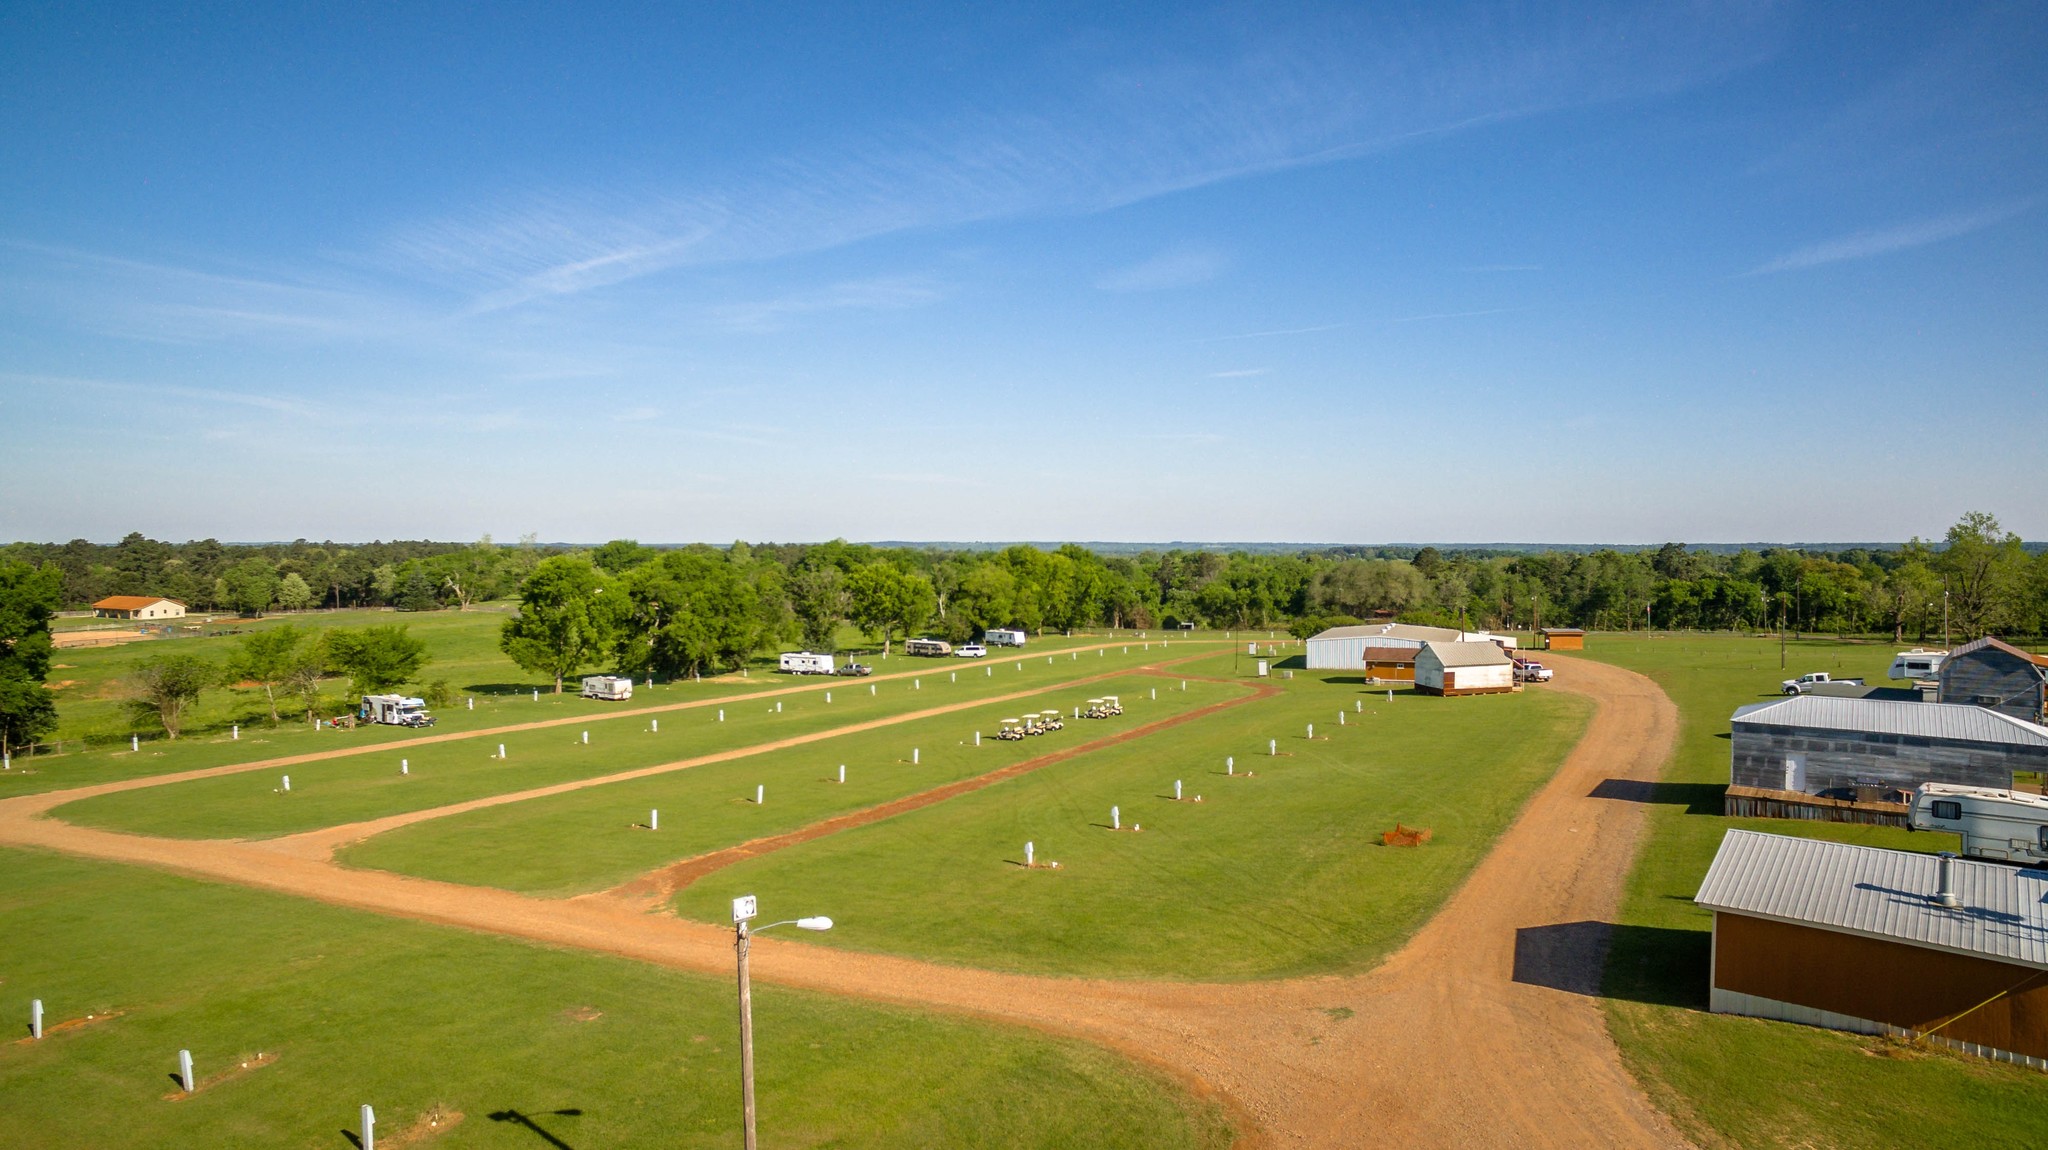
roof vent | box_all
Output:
[1935,852,1961,908]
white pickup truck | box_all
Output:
[1781,672,1864,695]
[1512,658,1553,683]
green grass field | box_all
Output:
[0,847,1231,1149]
[1583,634,2048,1150]
[49,653,1190,840]
[339,673,1242,895]
[670,651,1590,981]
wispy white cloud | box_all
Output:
[1096,247,1226,292]
[710,276,942,333]
[1745,202,2032,275]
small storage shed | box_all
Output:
[1414,641,1515,697]
[1696,829,2048,1070]
[1538,628,1585,650]
[1728,694,2048,801]
[91,595,186,620]
[1937,636,2048,724]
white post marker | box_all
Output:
[1111,805,1120,830]
[1016,662,1022,671]
[1356,699,1363,713]
[31,999,43,1040]
[974,731,981,746]
[913,748,920,765]
[1150,688,1156,700]
[1073,706,1079,718]
[825,691,831,703]
[986,666,992,676]
[1047,656,1053,665]
[1388,689,1394,701]
[282,775,290,792]
[838,764,846,784]
[1182,680,1187,691]
[1308,723,1315,740]
[951,671,956,682]
[914,679,920,690]
[401,759,409,775]
[756,785,764,805]
[232,724,238,740]
[1270,739,1277,756]
[467,697,474,710]
[498,744,506,759]
[651,809,659,830]
[131,734,139,752]
[361,1104,375,1150]
[1249,642,1257,655]
[869,685,876,696]
[178,1049,194,1093]
[1025,841,1035,867]
[582,730,589,744]
[533,689,539,702]
[1175,779,1183,800]
[652,718,659,732]
[776,700,782,713]
[1227,756,1234,775]
[1339,711,1346,726]
[719,709,725,721]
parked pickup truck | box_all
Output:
[1781,672,1864,695]
[835,662,872,677]
[1512,658,1553,683]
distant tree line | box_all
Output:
[0,534,555,614]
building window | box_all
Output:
[1931,800,1962,821]
[2039,825,2048,853]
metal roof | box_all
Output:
[1695,830,2048,970]
[1729,694,2048,747]
[1307,622,1465,643]
[1944,635,2048,671]
[1421,640,1513,667]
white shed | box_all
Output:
[1415,640,1515,697]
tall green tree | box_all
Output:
[275,572,314,612]
[327,625,432,695]
[0,560,63,756]
[229,624,320,723]
[500,557,622,692]
[616,553,769,678]
[1938,511,2026,639]
[789,565,850,651]
[129,653,221,739]
[219,556,279,615]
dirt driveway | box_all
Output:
[0,653,1685,1148]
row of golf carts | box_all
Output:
[994,696,1123,741]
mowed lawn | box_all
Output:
[0,848,1231,1150]
[341,674,1243,896]
[48,648,1187,840]
[1581,634,2048,1150]
[675,653,1591,981]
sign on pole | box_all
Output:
[733,895,758,924]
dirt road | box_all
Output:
[0,653,1684,1148]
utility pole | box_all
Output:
[1943,582,1951,648]
[1779,594,1788,669]
[736,922,759,1150]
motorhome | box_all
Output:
[1889,648,1948,681]
[580,675,634,701]
[1909,783,2048,864]
[359,694,434,728]
[905,638,952,657]
[984,628,1027,648]
[778,651,835,675]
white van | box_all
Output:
[1888,649,1948,681]
[1909,783,2048,863]
[984,629,1027,647]
[580,675,634,701]
[956,644,987,658]
[778,651,835,675]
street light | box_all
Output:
[732,895,832,1150]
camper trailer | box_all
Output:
[1889,649,1948,681]
[778,651,835,675]
[904,638,953,657]
[580,675,634,701]
[359,694,434,728]
[1909,783,2048,864]
[984,629,1027,648]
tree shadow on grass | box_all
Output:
[1514,922,1709,1009]
[463,683,555,697]
[1588,778,1725,816]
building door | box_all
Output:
[1783,755,1806,793]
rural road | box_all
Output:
[0,653,1688,1149]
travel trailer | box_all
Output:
[905,638,953,657]
[778,651,835,675]
[1909,783,2048,864]
[1889,649,1948,681]
[984,628,1027,647]
[580,675,634,701]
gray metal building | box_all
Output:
[1303,622,1464,671]
[1936,636,2048,724]
[1729,694,2048,798]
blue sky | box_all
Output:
[2,1,2043,544]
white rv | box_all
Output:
[984,628,1027,648]
[778,651,835,675]
[904,638,952,657]
[1909,783,2048,863]
[1888,649,1948,681]
[359,694,434,728]
[580,675,634,701]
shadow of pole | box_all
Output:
[487,1108,584,1149]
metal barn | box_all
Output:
[1697,830,2048,1070]
[1937,636,2048,724]
[1303,623,1463,672]
[1727,694,2048,809]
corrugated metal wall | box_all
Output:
[1728,724,2044,794]
[1939,647,2048,723]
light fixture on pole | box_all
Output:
[732,895,833,1150]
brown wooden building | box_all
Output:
[1937,635,2048,725]
[1696,830,2048,1070]
[1538,628,1585,650]
[91,595,186,620]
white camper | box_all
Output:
[580,675,634,701]
[1888,649,1948,681]
[984,628,1027,648]
[1909,782,2048,863]
[359,694,434,728]
[904,638,953,657]
[778,651,835,675]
